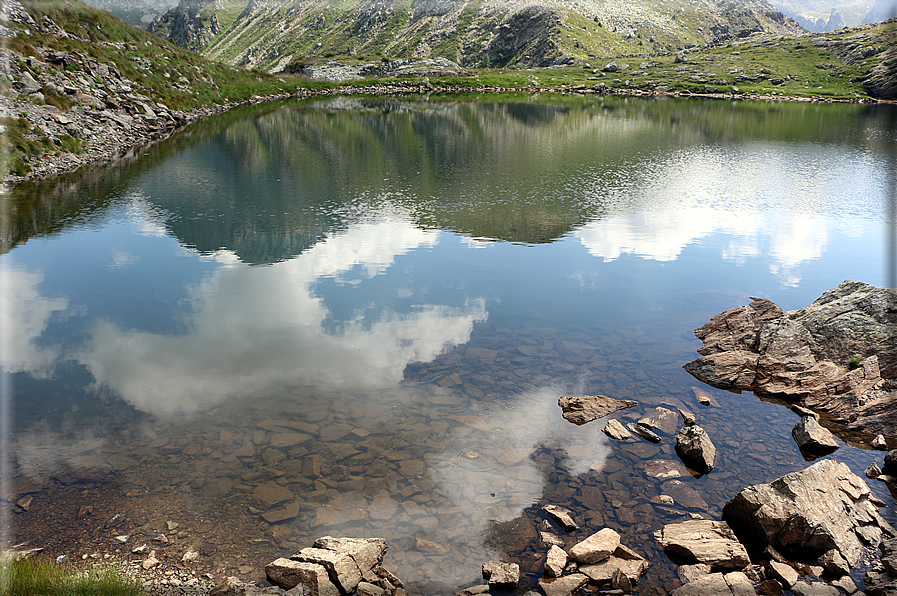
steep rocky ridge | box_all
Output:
[152,0,804,72]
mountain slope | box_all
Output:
[154,0,804,72]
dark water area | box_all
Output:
[2,94,895,595]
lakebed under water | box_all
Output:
[2,94,896,594]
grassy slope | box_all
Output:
[5,0,332,111]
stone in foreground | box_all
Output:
[683,281,897,439]
[544,545,567,578]
[312,536,388,573]
[675,424,717,474]
[603,418,632,440]
[558,394,637,424]
[672,571,758,595]
[265,559,339,595]
[579,544,649,586]
[791,416,839,453]
[654,520,750,571]
[569,527,621,564]
[292,548,362,593]
[539,573,589,596]
[482,561,519,590]
[723,458,895,567]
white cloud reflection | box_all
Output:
[576,143,882,287]
[0,267,68,377]
[73,213,488,417]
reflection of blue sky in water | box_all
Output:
[576,143,886,287]
[4,202,488,418]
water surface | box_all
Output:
[2,95,895,594]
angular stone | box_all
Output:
[831,575,858,594]
[312,537,388,573]
[356,582,385,596]
[768,560,799,588]
[654,520,750,571]
[558,394,638,424]
[539,573,589,596]
[545,545,568,578]
[790,581,840,596]
[540,532,564,547]
[678,563,712,584]
[867,463,882,478]
[683,282,897,438]
[569,528,620,564]
[627,422,662,443]
[292,548,362,593]
[543,504,578,531]
[722,459,895,567]
[679,408,697,426]
[611,567,632,592]
[819,548,849,577]
[603,419,632,440]
[482,561,519,590]
[791,416,839,453]
[266,559,339,595]
[675,425,717,474]
[672,572,758,595]
[638,407,680,435]
[872,435,888,450]
[579,544,648,585]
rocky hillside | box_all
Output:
[0,0,303,187]
[152,0,804,72]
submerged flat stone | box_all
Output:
[558,394,638,424]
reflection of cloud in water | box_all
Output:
[425,387,611,574]
[74,216,488,417]
[575,144,879,286]
[0,267,69,377]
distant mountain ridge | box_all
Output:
[765,0,896,31]
[150,0,804,72]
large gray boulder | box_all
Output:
[683,281,897,439]
[722,459,896,568]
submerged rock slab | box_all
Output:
[683,281,897,439]
[557,394,637,424]
[722,459,896,567]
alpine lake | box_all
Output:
[2,93,896,595]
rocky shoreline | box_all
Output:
[4,75,890,196]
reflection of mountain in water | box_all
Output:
[5,96,893,263]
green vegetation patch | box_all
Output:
[0,554,146,596]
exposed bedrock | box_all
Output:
[683,280,897,440]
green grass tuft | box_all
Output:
[0,554,147,596]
